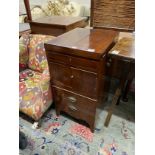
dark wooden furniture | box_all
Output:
[106,32,135,100]
[19,23,31,37]
[45,28,118,132]
[90,0,135,103]
[23,0,32,21]
[23,0,87,36]
[30,16,87,36]
[108,37,135,60]
[104,37,135,127]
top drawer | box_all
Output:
[47,51,70,64]
[46,51,99,73]
[70,56,98,73]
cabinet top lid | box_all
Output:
[30,16,86,26]
[45,28,118,60]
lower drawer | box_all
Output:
[53,87,97,116]
[64,106,95,126]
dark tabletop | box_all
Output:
[108,36,135,61]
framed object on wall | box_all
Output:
[90,0,135,31]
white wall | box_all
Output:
[70,0,90,6]
[20,0,90,6]
[19,0,90,14]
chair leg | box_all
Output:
[31,120,41,129]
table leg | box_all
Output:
[122,63,135,102]
[104,62,131,127]
[104,88,121,127]
[122,79,132,102]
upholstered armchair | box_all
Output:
[19,34,55,122]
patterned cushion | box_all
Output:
[28,34,55,73]
[19,69,52,120]
[19,34,55,120]
[19,34,30,70]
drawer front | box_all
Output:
[53,87,97,115]
[47,52,70,65]
[70,56,98,73]
[71,67,98,99]
[49,62,72,89]
[47,52,98,73]
[48,62,98,98]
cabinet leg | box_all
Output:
[88,119,95,133]
[55,108,60,116]
[90,125,94,133]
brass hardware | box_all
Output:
[109,58,112,62]
[70,75,74,79]
[68,96,76,102]
[106,62,111,67]
[68,105,77,111]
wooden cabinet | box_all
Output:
[30,16,87,36]
[45,28,118,132]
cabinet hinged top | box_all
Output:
[45,28,118,60]
[30,16,86,27]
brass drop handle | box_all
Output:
[106,62,111,67]
[70,75,74,79]
[68,105,77,111]
[106,58,112,67]
[109,58,112,62]
[68,96,76,103]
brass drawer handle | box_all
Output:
[106,58,112,67]
[106,62,111,67]
[68,96,76,103]
[68,105,77,111]
[70,75,74,79]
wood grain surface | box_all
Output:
[91,0,135,31]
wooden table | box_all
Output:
[29,16,87,36]
[106,32,135,101]
[19,23,31,37]
[104,37,135,127]
[109,37,135,60]
[45,28,118,132]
